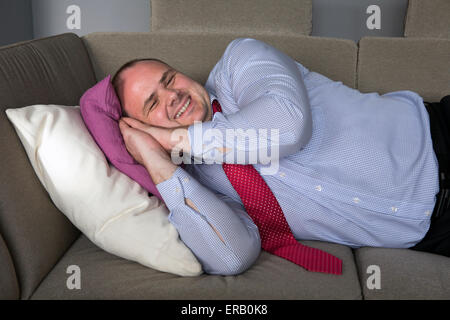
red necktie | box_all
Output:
[213,100,342,275]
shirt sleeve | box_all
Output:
[156,166,261,275]
[187,37,312,165]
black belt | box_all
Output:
[424,98,450,220]
[434,173,450,220]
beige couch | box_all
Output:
[1,0,449,299]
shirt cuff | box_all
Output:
[155,166,203,211]
[155,166,188,210]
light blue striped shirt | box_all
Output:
[156,38,439,275]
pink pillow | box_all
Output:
[80,75,163,201]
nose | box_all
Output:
[163,87,181,109]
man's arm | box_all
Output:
[119,119,260,275]
[156,166,261,275]
[144,158,225,244]
[187,38,313,165]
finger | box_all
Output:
[122,117,147,131]
[118,119,130,134]
[122,117,144,128]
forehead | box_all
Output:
[123,60,169,86]
[121,61,171,99]
[119,61,171,116]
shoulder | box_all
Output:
[221,38,270,72]
[223,38,268,58]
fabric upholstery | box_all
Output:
[0,33,96,299]
[355,247,450,299]
[82,32,357,89]
[151,0,312,35]
[0,233,19,300]
[357,36,450,102]
[31,235,362,299]
[404,0,450,39]
[2,30,450,299]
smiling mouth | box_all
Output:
[175,97,191,119]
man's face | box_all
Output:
[118,61,212,128]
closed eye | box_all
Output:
[167,73,175,85]
[143,71,176,117]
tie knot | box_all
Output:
[212,99,222,114]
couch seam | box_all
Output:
[0,223,21,300]
[355,38,361,91]
[352,248,366,300]
[28,234,82,300]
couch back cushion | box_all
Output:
[357,37,450,102]
[0,33,97,299]
[404,0,450,39]
[151,0,312,35]
[82,32,357,89]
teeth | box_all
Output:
[175,98,190,119]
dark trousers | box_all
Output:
[411,96,450,257]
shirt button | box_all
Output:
[391,206,398,213]
[183,177,189,183]
[175,187,181,193]
[425,210,432,216]
[353,197,360,204]
[279,172,286,177]
[315,185,322,191]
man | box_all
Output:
[114,38,449,275]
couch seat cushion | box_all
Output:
[355,247,450,299]
[31,235,362,300]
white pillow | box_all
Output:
[5,105,202,276]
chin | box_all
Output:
[191,109,206,123]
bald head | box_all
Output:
[112,58,169,107]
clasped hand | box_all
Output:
[118,117,190,173]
